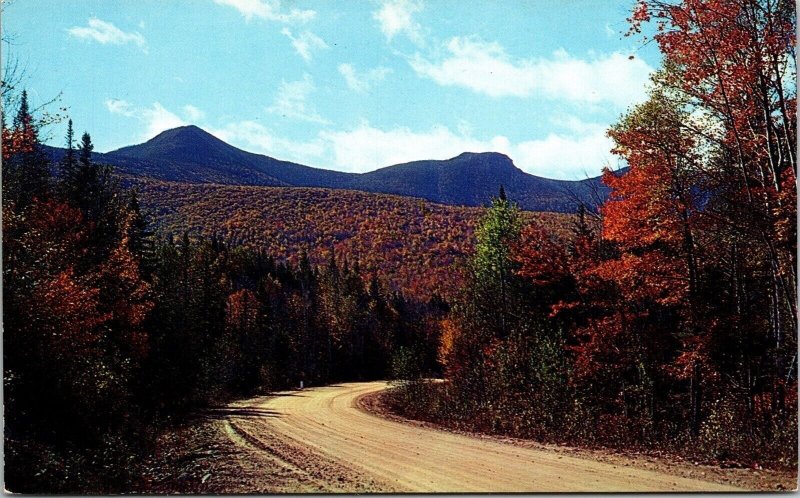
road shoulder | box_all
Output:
[356,387,797,492]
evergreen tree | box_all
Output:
[12,89,30,130]
[59,119,80,201]
[126,190,155,274]
[61,120,76,174]
[78,131,94,168]
[65,131,122,258]
[4,90,50,206]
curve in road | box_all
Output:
[227,381,743,492]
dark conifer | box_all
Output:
[12,89,29,130]
[5,90,50,206]
[127,190,155,272]
[59,120,80,200]
[78,131,94,168]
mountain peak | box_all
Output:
[449,151,519,173]
[109,125,238,163]
[454,151,511,161]
[147,125,221,146]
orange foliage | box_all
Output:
[30,268,111,357]
[226,288,260,333]
[437,317,460,368]
[514,225,571,289]
[133,178,573,301]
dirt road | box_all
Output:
[221,381,746,492]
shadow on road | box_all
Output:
[200,407,282,419]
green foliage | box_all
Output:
[470,189,523,339]
[391,346,423,382]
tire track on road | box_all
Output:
[226,382,745,492]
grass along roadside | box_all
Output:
[358,384,797,491]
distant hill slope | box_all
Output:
[132,178,572,300]
[44,125,611,213]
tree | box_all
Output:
[632,0,796,358]
[470,187,522,340]
[442,189,526,414]
[626,0,797,437]
[3,90,50,207]
[78,131,93,167]
[59,119,78,188]
[125,190,155,273]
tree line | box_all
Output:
[2,92,443,492]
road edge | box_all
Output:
[354,384,796,492]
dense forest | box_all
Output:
[130,178,570,300]
[389,0,797,470]
[2,99,445,492]
[2,0,796,492]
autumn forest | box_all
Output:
[2,0,798,493]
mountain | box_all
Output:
[106,125,356,187]
[352,152,608,213]
[44,125,611,213]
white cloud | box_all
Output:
[338,63,392,93]
[318,119,615,178]
[514,133,616,179]
[281,28,329,62]
[105,99,614,178]
[105,99,187,140]
[183,105,206,122]
[140,104,187,139]
[410,36,653,106]
[266,74,329,124]
[213,0,315,23]
[373,0,424,45]
[67,18,147,52]
[550,114,607,136]
[320,122,485,172]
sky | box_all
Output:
[3,0,661,179]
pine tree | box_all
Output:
[78,131,94,169]
[59,119,80,201]
[62,120,76,173]
[12,89,30,130]
[126,190,155,273]
[4,90,50,206]
[68,131,122,256]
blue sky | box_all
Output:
[3,0,661,179]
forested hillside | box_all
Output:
[131,178,572,300]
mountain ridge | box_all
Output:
[44,125,611,213]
